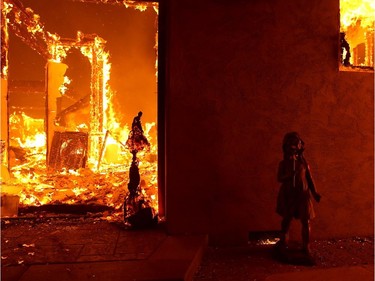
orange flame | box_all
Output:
[340,0,375,29]
[4,1,159,221]
[340,0,375,67]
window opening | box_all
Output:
[340,0,374,70]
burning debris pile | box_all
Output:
[3,110,158,222]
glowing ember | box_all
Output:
[256,238,280,245]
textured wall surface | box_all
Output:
[164,0,374,245]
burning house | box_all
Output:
[1,0,374,245]
[1,0,159,225]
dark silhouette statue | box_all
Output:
[127,159,140,198]
[132,111,144,133]
[340,32,351,67]
[126,111,150,156]
[275,132,321,261]
[123,111,156,228]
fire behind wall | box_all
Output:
[340,0,374,68]
[3,0,159,220]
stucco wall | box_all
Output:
[164,0,374,245]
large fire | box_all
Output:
[1,0,159,222]
[340,0,375,67]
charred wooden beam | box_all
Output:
[55,94,90,126]
[1,1,9,79]
[3,0,55,60]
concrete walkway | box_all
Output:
[1,217,207,281]
[193,237,374,281]
[2,235,208,281]
[1,218,373,281]
[265,265,374,281]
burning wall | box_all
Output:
[1,0,159,221]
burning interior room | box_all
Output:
[1,0,160,226]
[340,0,374,69]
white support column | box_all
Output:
[45,61,67,166]
[0,77,9,182]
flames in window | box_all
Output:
[340,0,375,68]
[1,0,159,221]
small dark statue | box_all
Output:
[340,32,351,67]
[126,111,150,157]
[275,132,321,264]
[125,111,150,198]
[124,111,156,228]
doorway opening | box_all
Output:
[1,0,160,226]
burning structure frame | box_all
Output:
[1,0,160,220]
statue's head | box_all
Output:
[282,132,304,156]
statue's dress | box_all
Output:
[276,158,315,220]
